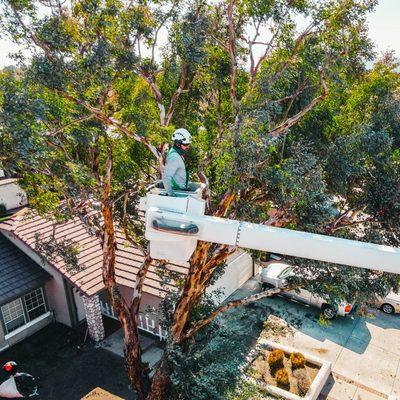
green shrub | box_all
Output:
[290,352,305,369]
[275,368,290,387]
[267,349,284,371]
[245,366,262,380]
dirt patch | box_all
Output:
[260,315,294,340]
[314,348,328,355]
[81,387,124,400]
[245,349,319,397]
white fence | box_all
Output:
[99,299,167,341]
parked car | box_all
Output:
[376,291,400,314]
[259,261,355,319]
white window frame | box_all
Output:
[24,287,47,320]
[1,298,27,334]
[1,287,47,334]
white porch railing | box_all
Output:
[99,299,167,341]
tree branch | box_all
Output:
[130,255,153,317]
[268,71,328,136]
[250,24,282,87]
[164,63,190,126]
[227,0,239,115]
[139,71,166,126]
[183,286,294,339]
[8,2,58,63]
[151,0,179,64]
[58,91,163,167]
[268,26,316,89]
[46,114,95,136]
[248,17,261,80]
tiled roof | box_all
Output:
[0,209,189,298]
[0,232,52,305]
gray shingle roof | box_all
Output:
[0,233,51,305]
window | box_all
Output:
[1,298,26,334]
[24,288,47,321]
[1,288,47,334]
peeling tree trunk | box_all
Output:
[101,151,151,400]
[147,242,234,400]
[146,242,213,400]
[147,194,236,399]
[146,354,173,400]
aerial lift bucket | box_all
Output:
[140,181,206,263]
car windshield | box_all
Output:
[278,267,293,278]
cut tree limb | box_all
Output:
[183,286,294,340]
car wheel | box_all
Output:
[381,303,395,314]
[321,304,337,320]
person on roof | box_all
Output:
[162,128,191,196]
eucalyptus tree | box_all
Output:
[1,0,398,399]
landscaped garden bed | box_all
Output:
[243,339,331,400]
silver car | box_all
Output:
[260,261,354,319]
[376,291,400,314]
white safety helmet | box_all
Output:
[172,128,191,145]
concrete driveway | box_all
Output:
[234,278,400,400]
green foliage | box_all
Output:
[170,4,209,66]
[34,233,81,272]
[1,0,400,397]
[267,349,284,371]
[225,379,271,400]
[274,367,289,387]
[168,325,247,400]
[290,352,305,369]
[168,303,268,399]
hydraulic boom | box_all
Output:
[141,183,400,274]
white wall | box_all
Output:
[207,250,254,301]
[1,231,73,327]
[0,180,27,211]
[73,289,87,322]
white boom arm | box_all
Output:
[141,184,400,274]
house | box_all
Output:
[0,233,52,351]
[0,179,254,351]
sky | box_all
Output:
[0,0,399,69]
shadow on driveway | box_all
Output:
[0,322,134,400]
[234,282,400,355]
